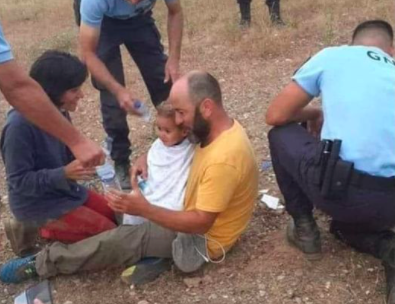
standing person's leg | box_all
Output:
[268,124,322,259]
[237,0,252,27]
[94,19,132,190]
[265,0,284,25]
[123,21,171,107]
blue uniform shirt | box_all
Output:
[0,23,13,63]
[293,45,395,177]
[81,0,177,28]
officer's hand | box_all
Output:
[164,57,180,84]
[116,88,141,115]
[307,109,324,138]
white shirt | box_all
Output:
[123,138,195,225]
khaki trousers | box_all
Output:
[36,222,176,278]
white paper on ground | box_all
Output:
[261,194,284,210]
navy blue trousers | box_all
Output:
[93,14,171,163]
[268,124,395,262]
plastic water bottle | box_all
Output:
[133,100,151,122]
[137,176,148,192]
[96,138,121,192]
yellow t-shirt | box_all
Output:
[184,120,258,258]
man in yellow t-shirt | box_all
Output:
[0,71,258,284]
[184,119,258,257]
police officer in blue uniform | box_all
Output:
[266,20,395,303]
[237,0,284,27]
[77,0,183,189]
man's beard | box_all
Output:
[189,107,211,145]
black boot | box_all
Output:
[286,215,322,260]
[266,0,285,26]
[238,1,251,28]
[384,263,395,303]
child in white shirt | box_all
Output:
[123,102,195,225]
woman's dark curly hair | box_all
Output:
[29,50,88,107]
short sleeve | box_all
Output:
[81,0,107,28]
[292,48,331,97]
[195,164,239,213]
[0,23,13,63]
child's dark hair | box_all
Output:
[156,101,175,119]
[30,50,88,107]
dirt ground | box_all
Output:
[0,0,394,303]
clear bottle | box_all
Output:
[96,138,121,192]
[133,100,151,122]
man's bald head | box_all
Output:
[185,71,222,106]
[352,20,394,52]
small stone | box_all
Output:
[208,294,218,300]
[277,275,285,281]
[64,301,73,304]
[325,281,331,290]
[258,284,266,290]
[202,275,213,284]
[295,297,302,304]
[137,301,149,304]
[259,290,266,297]
[295,269,303,277]
[183,277,202,288]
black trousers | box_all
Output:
[93,15,171,163]
[268,123,395,264]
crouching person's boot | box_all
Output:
[4,218,39,257]
[286,215,322,260]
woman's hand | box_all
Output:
[64,159,96,181]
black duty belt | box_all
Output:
[350,170,395,191]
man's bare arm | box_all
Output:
[0,60,104,167]
[107,182,218,234]
[79,24,138,112]
[164,0,183,83]
[266,81,321,126]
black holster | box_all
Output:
[315,140,354,199]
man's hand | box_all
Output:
[115,87,146,116]
[164,57,180,83]
[131,153,148,180]
[64,159,96,181]
[69,137,105,167]
[106,177,149,215]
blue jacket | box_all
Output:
[1,110,88,222]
